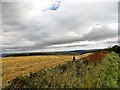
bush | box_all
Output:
[87,51,108,63]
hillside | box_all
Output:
[4,51,120,88]
[1,49,101,57]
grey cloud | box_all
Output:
[105,41,118,44]
[2,2,23,25]
[47,44,90,49]
[2,2,34,26]
[83,25,118,41]
[2,1,118,52]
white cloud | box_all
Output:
[2,0,118,53]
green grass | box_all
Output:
[4,52,120,88]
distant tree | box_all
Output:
[112,45,120,53]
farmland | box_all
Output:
[2,51,120,88]
[3,51,120,90]
[2,53,91,87]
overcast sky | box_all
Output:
[1,0,119,53]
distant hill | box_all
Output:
[1,49,101,57]
[1,45,120,57]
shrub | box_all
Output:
[87,51,108,63]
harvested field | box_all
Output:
[2,53,91,83]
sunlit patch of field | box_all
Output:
[2,53,92,84]
[79,53,93,59]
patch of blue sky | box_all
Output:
[49,4,60,10]
[43,0,62,12]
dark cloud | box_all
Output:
[83,24,118,41]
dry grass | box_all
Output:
[2,53,92,83]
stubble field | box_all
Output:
[2,53,91,84]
